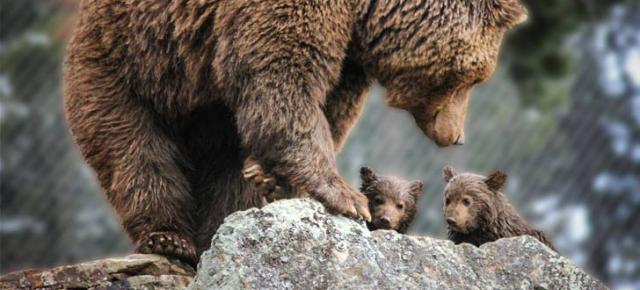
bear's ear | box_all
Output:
[410,180,424,197]
[484,170,507,191]
[442,166,458,183]
[483,0,528,28]
[360,166,378,184]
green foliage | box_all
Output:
[505,0,626,109]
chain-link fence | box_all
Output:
[1,1,639,289]
[0,0,130,272]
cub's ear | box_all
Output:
[410,180,424,196]
[360,166,378,184]
[483,0,528,28]
[484,170,507,191]
[442,166,458,183]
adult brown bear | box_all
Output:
[64,0,526,264]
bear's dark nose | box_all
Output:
[446,217,457,227]
[380,217,391,226]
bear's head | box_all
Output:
[441,166,507,234]
[357,0,527,146]
[360,166,423,233]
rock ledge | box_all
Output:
[1,198,607,290]
[191,198,607,290]
[0,254,194,289]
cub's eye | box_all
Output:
[462,198,471,206]
[397,203,404,210]
[374,196,384,204]
[445,198,451,205]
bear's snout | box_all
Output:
[446,217,457,227]
[373,216,392,229]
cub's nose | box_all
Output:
[380,217,391,227]
[446,218,457,227]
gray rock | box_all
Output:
[0,254,194,289]
[191,198,607,290]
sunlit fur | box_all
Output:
[442,166,556,251]
[360,167,423,233]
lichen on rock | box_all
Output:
[190,198,607,290]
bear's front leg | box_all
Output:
[235,74,371,222]
[323,57,371,152]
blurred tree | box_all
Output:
[555,5,640,285]
[499,0,640,285]
[0,0,129,272]
[507,0,626,110]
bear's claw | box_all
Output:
[356,202,372,222]
[242,158,286,204]
[312,179,371,223]
[136,232,197,266]
[242,158,370,222]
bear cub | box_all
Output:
[441,166,556,250]
[360,167,423,234]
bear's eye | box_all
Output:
[445,198,451,205]
[397,203,404,210]
[375,196,384,204]
[462,198,471,206]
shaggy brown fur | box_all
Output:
[64,0,526,264]
[360,167,423,234]
[441,166,556,251]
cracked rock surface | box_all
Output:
[190,198,607,290]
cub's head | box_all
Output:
[358,0,527,146]
[360,166,423,233]
[441,166,507,234]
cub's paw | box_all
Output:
[135,232,197,266]
[313,179,371,222]
[242,158,286,204]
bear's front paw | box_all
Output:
[242,157,286,205]
[314,179,371,222]
[135,232,197,266]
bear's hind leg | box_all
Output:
[66,95,198,265]
[104,106,199,265]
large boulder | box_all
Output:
[0,254,194,289]
[1,198,607,290]
[191,198,607,290]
